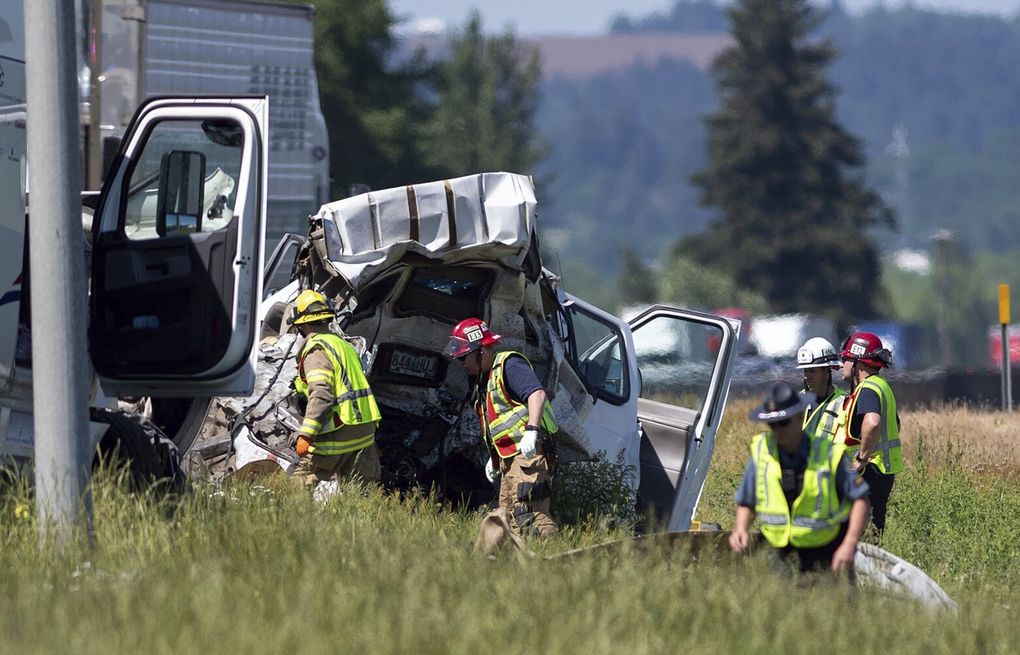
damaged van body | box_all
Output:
[190,172,740,532]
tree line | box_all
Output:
[278,0,1017,367]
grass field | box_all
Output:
[1,400,1017,653]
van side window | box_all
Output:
[568,305,629,404]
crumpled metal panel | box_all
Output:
[314,172,537,290]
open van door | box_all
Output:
[564,297,738,531]
[627,306,739,531]
[89,97,267,397]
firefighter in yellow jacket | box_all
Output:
[839,331,903,535]
[446,318,558,536]
[290,289,382,486]
[729,381,870,575]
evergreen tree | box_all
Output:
[685,0,893,323]
[423,12,544,177]
[294,0,441,196]
[618,247,659,305]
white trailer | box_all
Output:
[93,0,329,252]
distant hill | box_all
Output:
[533,3,1020,285]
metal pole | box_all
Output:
[25,0,94,542]
[1002,324,1009,411]
[1006,327,1014,412]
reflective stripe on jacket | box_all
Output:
[477,351,557,459]
[294,333,381,456]
[752,431,850,549]
[802,388,846,443]
[841,375,904,474]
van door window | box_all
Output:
[632,315,723,411]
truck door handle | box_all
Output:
[145,263,169,275]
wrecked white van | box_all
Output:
[191,172,739,531]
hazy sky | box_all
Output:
[390,0,1020,35]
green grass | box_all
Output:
[1,403,1019,653]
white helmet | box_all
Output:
[796,337,840,369]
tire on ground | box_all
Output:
[91,408,186,493]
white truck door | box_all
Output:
[625,306,739,532]
[89,96,267,397]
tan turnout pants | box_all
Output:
[499,451,557,537]
[295,442,381,488]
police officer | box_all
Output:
[840,332,902,535]
[290,289,382,487]
[446,318,558,536]
[729,381,870,575]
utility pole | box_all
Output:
[931,229,954,367]
[25,0,94,542]
[885,125,911,250]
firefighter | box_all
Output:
[446,318,558,536]
[840,332,902,535]
[796,337,846,442]
[290,289,382,487]
[729,380,870,575]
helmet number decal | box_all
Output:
[465,326,484,343]
[850,343,867,356]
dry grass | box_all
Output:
[716,396,1020,477]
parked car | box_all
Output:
[191,173,739,531]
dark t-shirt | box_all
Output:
[848,387,882,440]
[501,354,543,405]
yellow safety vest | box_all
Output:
[841,375,904,474]
[802,388,846,443]
[478,351,558,459]
[751,431,850,549]
[294,333,382,456]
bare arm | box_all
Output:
[526,389,547,428]
[729,505,755,553]
[857,412,882,464]
[831,497,870,572]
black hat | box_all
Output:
[748,381,814,423]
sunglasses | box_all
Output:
[772,417,794,427]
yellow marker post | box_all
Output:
[999,284,1012,411]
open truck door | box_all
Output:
[565,297,738,532]
[89,97,268,397]
[626,306,738,531]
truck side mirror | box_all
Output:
[156,150,206,236]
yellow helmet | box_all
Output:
[291,289,333,325]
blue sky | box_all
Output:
[390,0,1020,35]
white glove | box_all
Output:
[519,429,538,459]
[484,457,496,483]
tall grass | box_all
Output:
[0,401,1017,653]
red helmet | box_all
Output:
[445,318,501,359]
[840,332,893,369]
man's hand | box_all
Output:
[855,452,869,473]
[295,435,312,457]
[519,429,538,459]
[831,540,857,573]
[728,528,750,554]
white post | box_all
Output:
[25,0,94,542]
